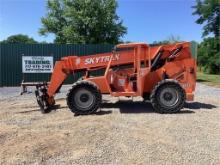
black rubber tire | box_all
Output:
[150,79,186,113]
[66,81,102,115]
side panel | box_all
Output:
[143,58,197,101]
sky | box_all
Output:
[0,0,203,43]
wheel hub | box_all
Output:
[74,89,94,110]
[163,92,173,101]
[159,87,179,107]
[80,94,89,102]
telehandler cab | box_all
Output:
[33,42,196,114]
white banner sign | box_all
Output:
[22,56,53,73]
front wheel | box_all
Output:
[150,79,186,113]
[66,81,102,115]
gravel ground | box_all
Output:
[0,83,220,165]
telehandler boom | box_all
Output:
[34,42,196,114]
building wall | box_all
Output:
[0,44,113,86]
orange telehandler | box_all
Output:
[33,42,196,114]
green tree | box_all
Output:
[167,35,181,43]
[197,37,220,74]
[1,34,38,44]
[151,35,182,46]
[39,0,127,44]
[192,0,220,37]
[192,0,220,74]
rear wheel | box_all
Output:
[150,79,185,113]
[67,81,102,115]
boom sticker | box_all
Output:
[84,54,120,65]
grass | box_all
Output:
[197,71,220,88]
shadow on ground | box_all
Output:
[17,109,40,114]
[101,100,217,114]
[197,79,209,82]
[184,102,217,110]
[101,100,155,113]
[17,105,67,114]
[18,100,217,115]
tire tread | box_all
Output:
[150,79,185,113]
[66,81,102,115]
